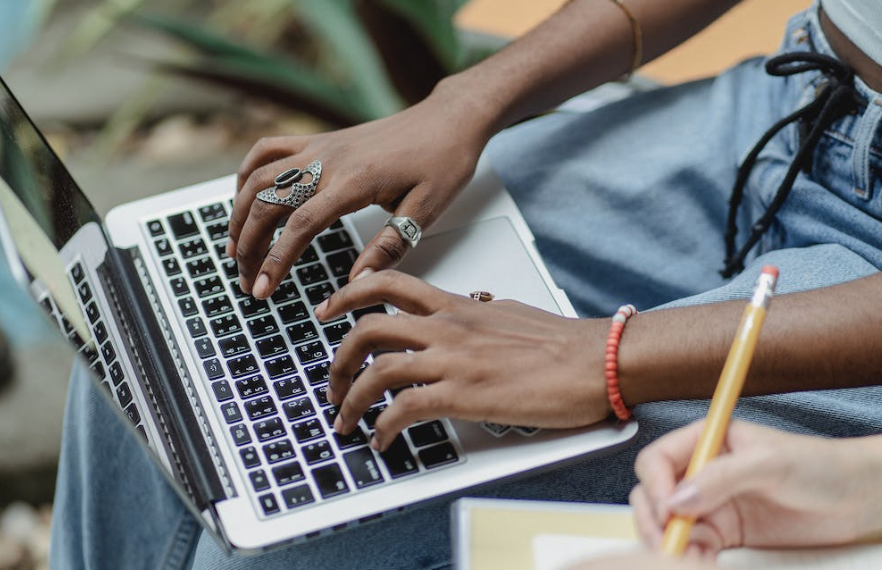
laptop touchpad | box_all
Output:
[396,217,563,315]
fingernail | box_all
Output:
[669,482,700,511]
[370,434,381,451]
[226,239,236,259]
[253,274,270,299]
[315,299,329,318]
[354,268,374,281]
[334,415,343,433]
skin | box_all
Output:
[231,0,882,451]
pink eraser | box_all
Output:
[761,265,779,279]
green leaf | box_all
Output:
[126,11,267,60]
[374,0,463,71]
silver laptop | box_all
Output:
[0,76,637,553]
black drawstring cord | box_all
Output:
[721,52,861,277]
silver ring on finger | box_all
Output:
[384,216,422,248]
[255,160,322,210]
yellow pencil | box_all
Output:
[661,265,779,556]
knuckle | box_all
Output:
[235,244,263,264]
[246,163,277,193]
[369,354,395,375]
[374,235,408,263]
[288,208,317,232]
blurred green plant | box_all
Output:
[0,0,58,70]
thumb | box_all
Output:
[667,450,774,518]
[349,188,430,280]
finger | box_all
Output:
[630,486,663,549]
[317,269,453,322]
[235,199,290,294]
[251,189,351,299]
[229,155,305,259]
[372,382,454,452]
[328,312,433,404]
[335,351,441,435]
[634,421,706,525]
[349,184,437,279]
[236,136,307,191]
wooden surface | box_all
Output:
[455,0,813,83]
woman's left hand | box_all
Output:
[315,270,612,451]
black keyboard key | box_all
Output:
[272,461,305,487]
[380,435,419,478]
[281,485,315,510]
[212,379,234,401]
[352,305,387,321]
[258,493,280,516]
[418,442,458,469]
[362,405,387,430]
[85,302,100,324]
[161,258,181,277]
[62,316,75,336]
[294,245,319,266]
[194,276,224,298]
[273,377,306,400]
[101,341,116,364]
[245,396,278,421]
[292,418,324,443]
[283,397,316,422]
[170,277,189,297]
[323,322,352,345]
[167,211,199,240]
[210,314,242,337]
[91,361,106,379]
[221,259,237,279]
[239,298,270,319]
[178,238,207,259]
[305,283,334,306]
[93,322,108,344]
[337,276,349,289]
[325,249,358,277]
[408,421,448,447]
[146,219,165,237]
[344,447,385,489]
[247,315,279,339]
[235,375,268,399]
[265,355,296,379]
[206,222,229,242]
[229,281,248,299]
[317,230,353,253]
[221,401,242,424]
[78,282,93,304]
[323,406,339,429]
[286,322,319,345]
[330,219,344,230]
[186,317,207,338]
[154,238,173,257]
[194,337,216,359]
[305,362,331,385]
[109,362,125,386]
[263,440,295,464]
[240,446,261,469]
[270,281,300,304]
[178,296,198,317]
[334,426,368,450]
[116,382,133,408]
[124,403,141,425]
[303,440,334,465]
[228,354,258,378]
[218,334,250,358]
[254,417,285,442]
[296,263,328,286]
[277,301,308,324]
[186,258,216,278]
[230,423,252,446]
[313,385,331,407]
[250,469,270,492]
[199,202,226,222]
[295,341,327,366]
[81,344,99,364]
[256,335,287,359]
[312,464,349,499]
[202,295,233,318]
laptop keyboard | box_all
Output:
[145,200,464,518]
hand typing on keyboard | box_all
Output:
[226,88,491,300]
[316,270,613,452]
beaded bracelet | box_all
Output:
[605,304,637,421]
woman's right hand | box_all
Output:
[229,79,491,300]
[630,420,882,558]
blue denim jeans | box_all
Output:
[50,4,882,569]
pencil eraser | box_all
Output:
[761,265,779,279]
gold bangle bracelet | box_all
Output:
[606,0,643,77]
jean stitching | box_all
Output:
[159,514,200,570]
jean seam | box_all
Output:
[159,513,200,570]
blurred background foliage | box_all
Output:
[10,0,499,161]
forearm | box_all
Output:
[617,272,882,404]
[433,0,741,143]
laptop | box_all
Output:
[0,76,637,553]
